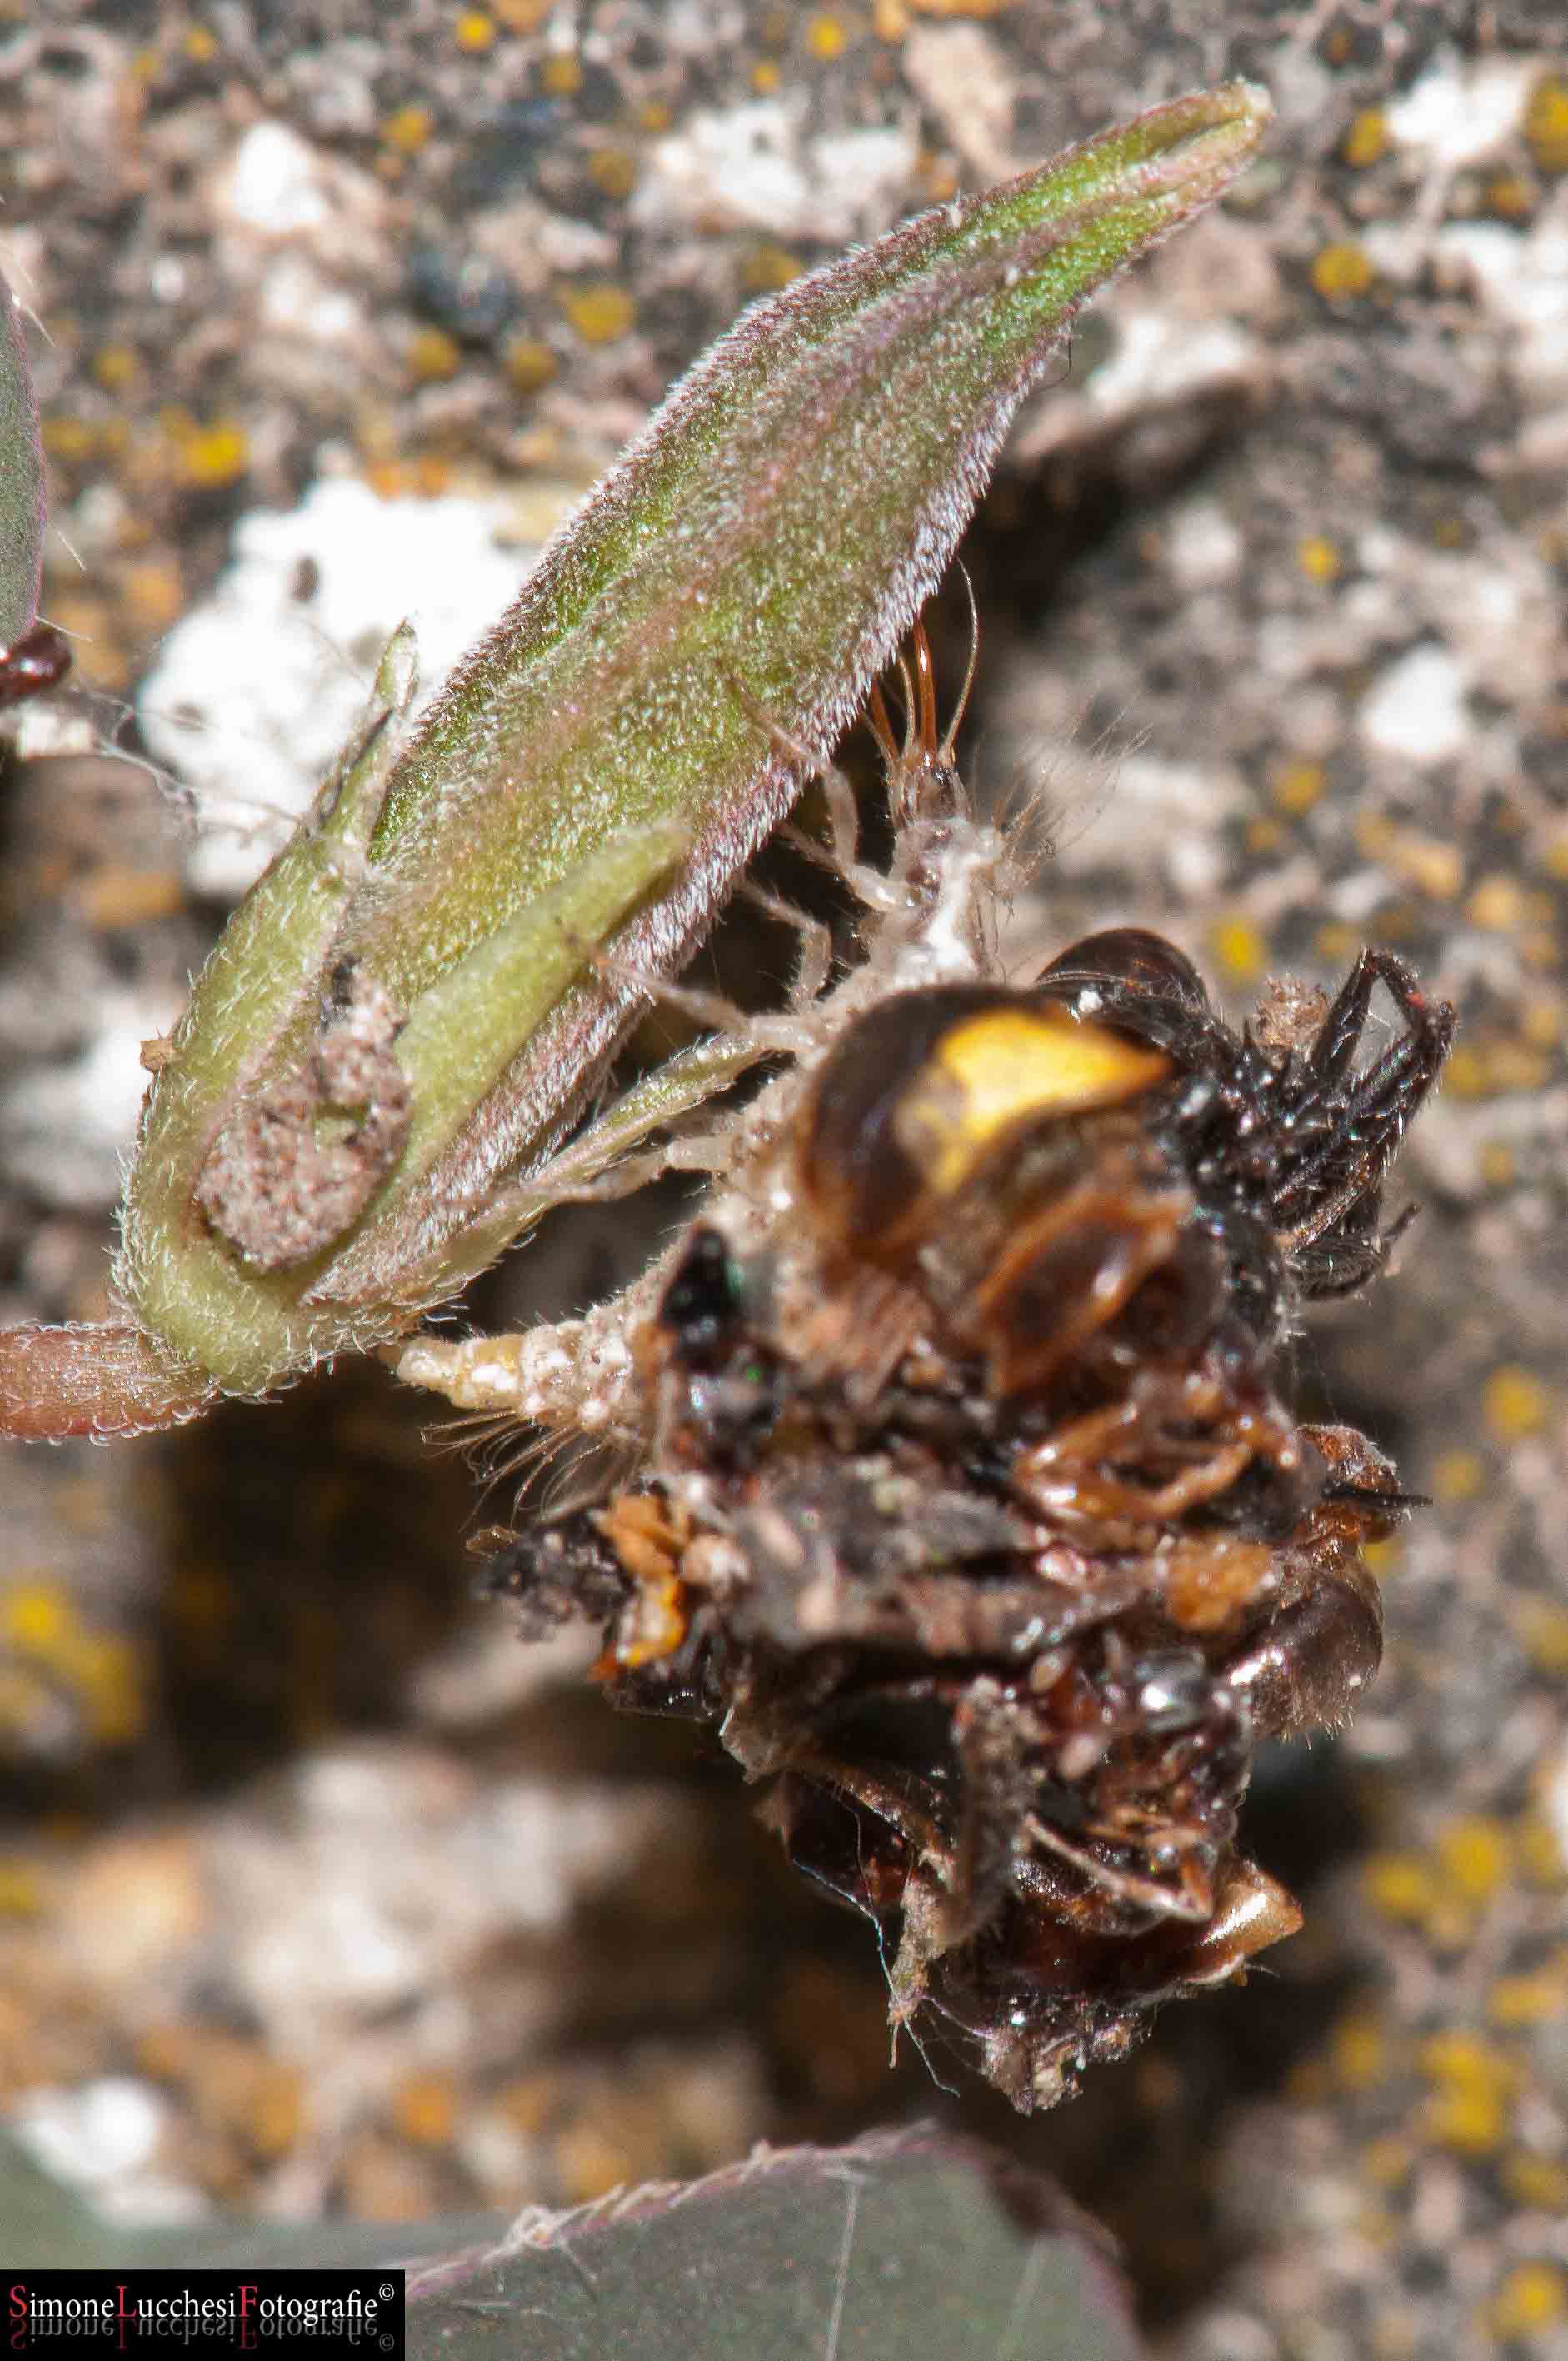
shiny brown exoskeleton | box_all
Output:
[0,619,71,708]
[484,651,1455,2109]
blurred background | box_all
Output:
[2,4,1566,2354]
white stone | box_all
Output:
[1358,643,1471,765]
[1386,52,1536,168]
[8,2079,167,2189]
[137,477,536,899]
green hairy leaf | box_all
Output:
[0,82,1272,1440]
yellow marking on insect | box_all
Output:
[896,1006,1168,1197]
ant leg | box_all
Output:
[736,876,835,1006]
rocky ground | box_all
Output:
[2,5,1566,2355]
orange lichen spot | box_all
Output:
[1363,1850,1441,1924]
[1208,914,1266,987]
[873,0,911,34]
[559,283,635,343]
[1311,241,1376,300]
[91,343,140,393]
[557,2118,632,2204]
[742,242,804,295]
[1246,816,1284,859]
[495,0,548,26]
[1483,1363,1551,1444]
[250,2066,304,2159]
[637,99,672,133]
[751,58,783,95]
[382,103,434,154]
[182,23,220,62]
[122,558,186,633]
[906,0,1020,16]
[1517,1599,1568,1677]
[1503,2151,1568,2212]
[502,334,557,394]
[1342,108,1388,168]
[41,415,97,465]
[1466,871,1524,931]
[587,145,637,200]
[392,2073,457,2149]
[1485,171,1536,219]
[1485,2263,1567,2339]
[1525,75,1568,175]
[918,149,962,202]
[540,49,582,97]
[79,869,187,931]
[1431,1449,1485,1505]
[1436,1816,1512,1905]
[1296,533,1341,583]
[173,418,251,488]
[807,12,850,57]
[1487,1971,1563,2029]
[407,326,462,382]
[453,10,497,52]
[1331,2011,1392,2093]
[1419,2030,1518,2156]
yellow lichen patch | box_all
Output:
[1487,1969,1565,2029]
[1525,75,1568,175]
[42,415,98,465]
[807,12,850,57]
[92,343,141,393]
[495,0,547,25]
[1331,2010,1393,2093]
[1418,2030,1519,2156]
[0,1859,44,1916]
[1477,1139,1514,1190]
[1435,1816,1511,1905]
[168,417,251,489]
[751,57,782,93]
[1387,828,1465,902]
[1271,759,1324,816]
[78,868,187,931]
[382,103,433,154]
[1296,533,1341,583]
[1363,1850,1442,1924]
[1503,2150,1568,2212]
[1208,914,1266,986]
[637,99,671,132]
[1485,2263,1567,2340]
[587,146,637,201]
[1315,919,1360,968]
[1466,871,1525,931]
[392,2073,457,2149]
[1516,1599,1568,1677]
[1342,108,1388,168]
[743,242,804,294]
[502,334,557,394]
[407,327,462,383]
[1516,1812,1567,1889]
[1359,2134,1412,2190]
[1311,242,1376,300]
[540,49,582,97]
[453,10,497,52]
[1483,1363,1551,1444]
[1431,1448,1484,1505]
[559,283,636,344]
[182,23,220,62]
[1444,1039,1550,1100]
